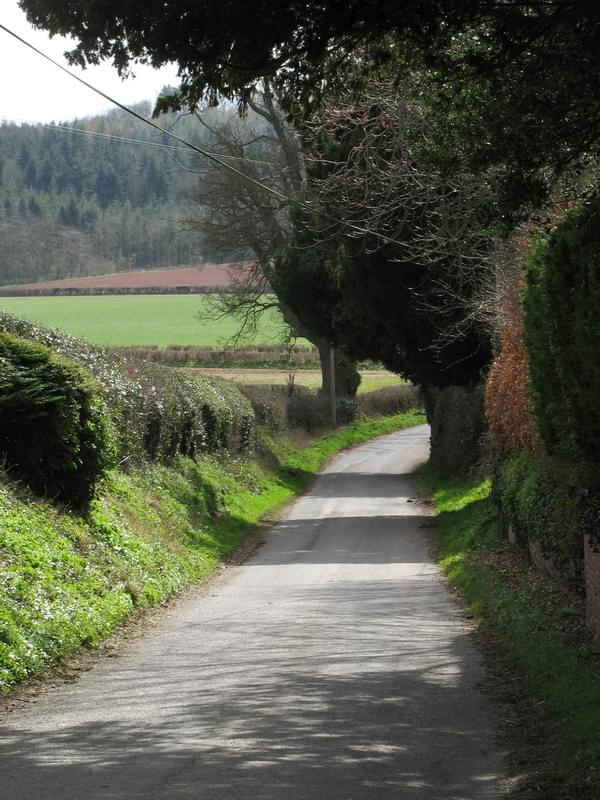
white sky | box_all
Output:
[0,1,180,124]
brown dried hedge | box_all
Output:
[485,319,539,455]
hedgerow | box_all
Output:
[242,386,285,433]
[206,377,256,451]
[357,384,420,419]
[491,451,600,586]
[115,343,320,369]
[286,392,331,432]
[480,205,600,589]
[0,333,115,507]
[424,384,486,477]
[485,319,539,455]
[524,195,600,465]
[0,314,256,476]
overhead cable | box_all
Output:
[0,22,402,247]
[0,115,280,166]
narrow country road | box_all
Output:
[0,425,506,799]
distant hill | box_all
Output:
[0,104,243,286]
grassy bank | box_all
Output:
[417,464,600,798]
[0,409,424,695]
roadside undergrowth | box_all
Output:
[0,409,424,694]
[417,463,600,799]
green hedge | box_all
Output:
[525,196,600,465]
[424,384,486,477]
[0,314,256,468]
[0,333,115,507]
[207,377,256,451]
[491,450,600,587]
[494,199,600,583]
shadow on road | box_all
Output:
[1,576,503,799]
[304,471,423,499]
[262,515,434,564]
[0,425,504,799]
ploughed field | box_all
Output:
[0,263,245,293]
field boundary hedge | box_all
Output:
[116,343,318,369]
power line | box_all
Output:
[0,115,280,167]
[0,23,290,200]
[0,22,402,247]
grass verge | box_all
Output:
[0,409,424,695]
[416,463,600,799]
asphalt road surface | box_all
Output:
[0,424,506,799]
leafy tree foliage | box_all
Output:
[20,2,587,106]
[20,1,600,215]
[272,86,492,389]
[18,0,449,109]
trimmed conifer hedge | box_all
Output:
[525,195,600,465]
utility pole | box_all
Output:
[329,345,337,427]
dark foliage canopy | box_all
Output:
[19,1,600,213]
[18,1,454,108]
[15,3,595,106]
[272,219,491,389]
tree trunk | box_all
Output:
[278,301,359,398]
[316,339,360,398]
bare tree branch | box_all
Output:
[305,79,497,353]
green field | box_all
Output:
[0,296,288,347]
[191,367,402,394]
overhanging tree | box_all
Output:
[179,87,360,397]
[19,0,600,215]
[275,211,492,390]
[273,84,493,389]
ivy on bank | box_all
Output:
[0,409,424,693]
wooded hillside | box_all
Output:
[0,104,241,285]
